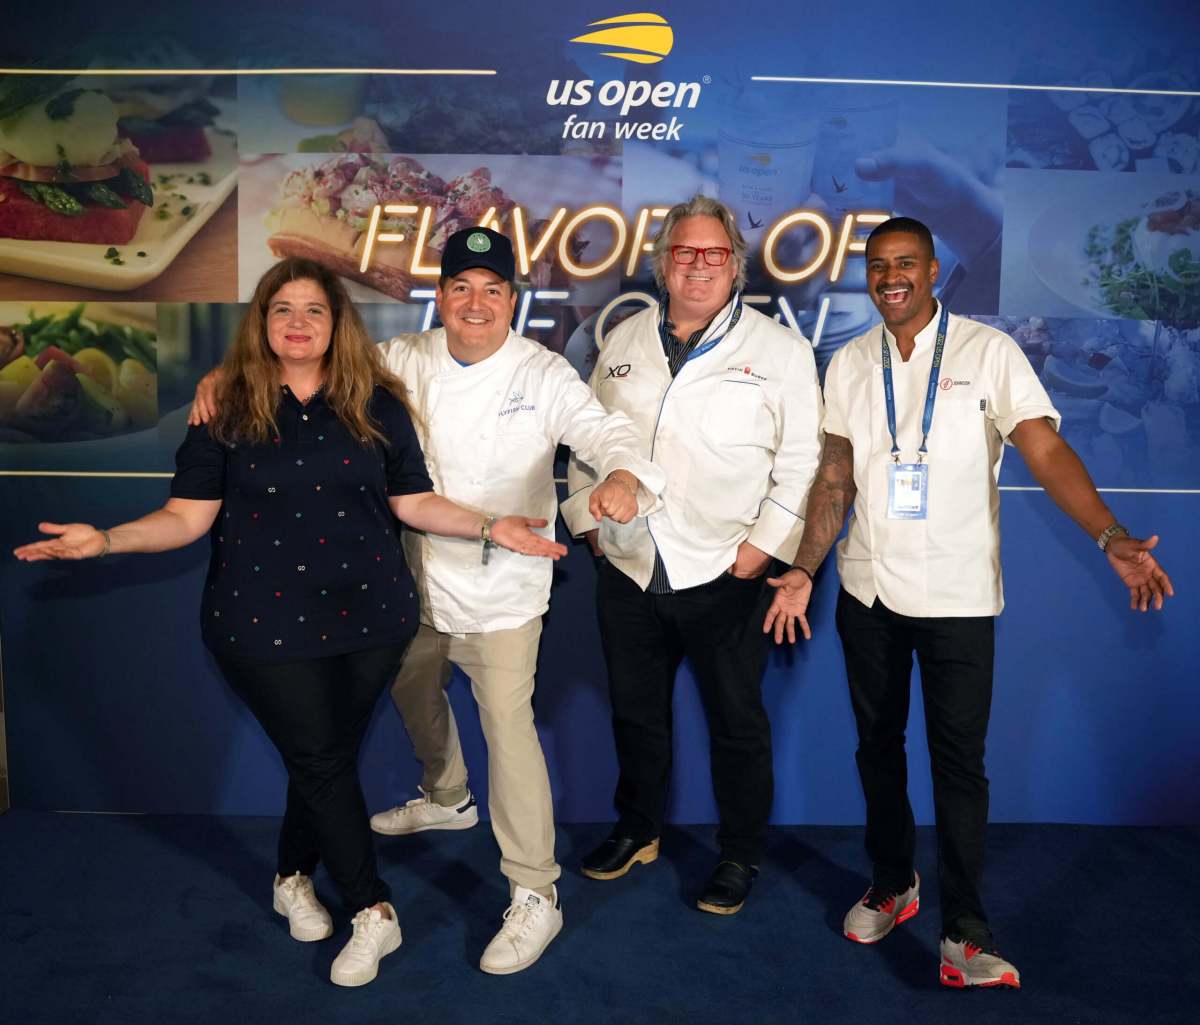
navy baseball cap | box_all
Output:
[440,227,516,283]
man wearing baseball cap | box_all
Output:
[191,227,663,975]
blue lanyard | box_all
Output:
[659,292,743,364]
[881,303,949,462]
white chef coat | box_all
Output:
[563,298,823,591]
[823,306,1060,617]
[377,328,665,633]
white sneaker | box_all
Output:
[479,885,563,976]
[329,903,402,987]
[272,873,333,942]
[370,790,479,836]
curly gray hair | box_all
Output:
[650,194,748,293]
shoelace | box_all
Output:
[281,874,318,907]
[347,908,387,952]
[498,896,542,940]
[862,884,903,912]
[944,934,1001,958]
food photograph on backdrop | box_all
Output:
[0,67,237,302]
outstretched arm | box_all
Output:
[763,433,857,643]
[388,493,567,560]
[14,498,223,561]
[1010,417,1174,611]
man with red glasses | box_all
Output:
[563,195,823,914]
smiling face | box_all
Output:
[265,278,334,369]
[865,232,940,333]
[662,215,738,325]
[435,267,517,363]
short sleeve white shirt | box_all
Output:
[822,307,1060,617]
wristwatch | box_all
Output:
[1096,522,1128,551]
[481,514,498,566]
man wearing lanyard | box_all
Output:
[563,195,823,914]
[191,228,665,975]
[762,216,1174,987]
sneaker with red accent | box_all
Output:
[843,874,920,943]
[939,936,1021,989]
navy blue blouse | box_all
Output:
[171,385,433,663]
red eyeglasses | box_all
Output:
[670,245,732,267]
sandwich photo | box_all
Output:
[0,77,154,245]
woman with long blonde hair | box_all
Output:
[15,257,566,988]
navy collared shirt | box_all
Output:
[171,385,433,663]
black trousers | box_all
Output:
[835,588,994,941]
[597,559,774,866]
[216,642,411,911]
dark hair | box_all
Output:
[865,217,936,260]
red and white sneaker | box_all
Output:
[939,937,1021,989]
[843,874,920,943]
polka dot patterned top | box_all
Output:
[171,385,433,663]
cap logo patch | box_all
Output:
[466,232,491,253]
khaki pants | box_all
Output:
[389,616,560,891]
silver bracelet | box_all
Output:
[98,528,112,558]
[1096,522,1128,552]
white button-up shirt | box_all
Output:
[823,307,1060,617]
[564,299,823,590]
[377,328,664,633]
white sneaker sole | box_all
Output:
[330,929,402,987]
[272,891,333,942]
[371,809,479,836]
[478,915,563,976]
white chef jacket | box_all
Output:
[377,328,665,633]
[823,306,1060,618]
[562,298,823,591]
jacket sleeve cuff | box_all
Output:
[748,499,806,563]
[560,484,598,537]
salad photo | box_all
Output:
[0,302,157,442]
[1085,188,1200,323]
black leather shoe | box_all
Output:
[581,835,660,880]
[697,860,758,915]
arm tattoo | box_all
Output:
[793,434,857,573]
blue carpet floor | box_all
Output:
[1,812,1196,1025]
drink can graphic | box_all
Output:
[718,99,818,247]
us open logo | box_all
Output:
[569,12,674,64]
[548,12,704,143]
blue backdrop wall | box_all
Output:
[1,0,1197,825]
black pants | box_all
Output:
[597,559,774,866]
[835,588,994,941]
[216,642,411,911]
